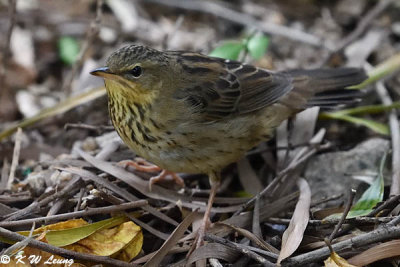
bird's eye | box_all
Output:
[128,66,142,77]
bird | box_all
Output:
[90,44,367,249]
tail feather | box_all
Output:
[287,67,367,92]
[286,67,367,109]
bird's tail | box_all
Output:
[286,68,367,109]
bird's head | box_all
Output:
[91,45,173,103]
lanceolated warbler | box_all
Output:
[91,44,366,248]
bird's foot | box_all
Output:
[118,158,161,172]
[118,158,184,190]
[149,170,185,191]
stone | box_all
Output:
[305,138,390,201]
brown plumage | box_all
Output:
[91,44,367,249]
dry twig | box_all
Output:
[328,189,356,242]
[2,178,85,221]
[320,0,394,65]
[7,128,23,190]
[287,224,400,266]
[0,200,148,228]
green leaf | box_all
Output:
[209,42,245,60]
[58,36,80,65]
[325,154,385,220]
[350,52,400,89]
[44,216,128,247]
[320,113,389,135]
[247,34,269,60]
[346,154,385,218]
[321,102,400,117]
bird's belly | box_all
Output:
[133,120,272,174]
[112,108,279,174]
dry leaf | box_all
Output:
[324,252,357,267]
[65,221,142,260]
[348,239,400,266]
[1,217,142,265]
[277,178,311,264]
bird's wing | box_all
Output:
[173,53,293,121]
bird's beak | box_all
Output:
[90,67,114,79]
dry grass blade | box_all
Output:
[215,222,279,254]
[347,239,400,266]
[143,211,198,267]
[277,178,311,264]
[0,87,106,141]
[212,192,298,237]
[205,234,274,266]
[186,243,238,265]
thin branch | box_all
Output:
[0,200,148,228]
[61,0,103,94]
[2,178,85,221]
[368,194,400,217]
[387,214,400,226]
[252,194,262,239]
[0,227,136,267]
[7,128,22,190]
[287,224,400,266]
[337,0,392,50]
[328,189,356,242]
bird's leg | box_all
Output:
[194,172,220,249]
[118,158,185,190]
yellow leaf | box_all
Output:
[64,221,142,260]
[113,222,143,261]
[324,252,357,267]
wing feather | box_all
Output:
[172,53,293,121]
